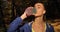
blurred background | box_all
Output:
[0,0,60,32]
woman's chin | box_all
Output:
[35,15,42,17]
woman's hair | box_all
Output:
[30,0,47,10]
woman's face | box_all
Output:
[34,3,46,17]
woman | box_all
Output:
[7,1,54,32]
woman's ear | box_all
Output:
[43,10,46,14]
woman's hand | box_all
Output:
[20,7,33,20]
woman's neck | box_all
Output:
[34,16,44,25]
[32,16,46,32]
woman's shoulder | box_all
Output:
[46,23,54,32]
[46,23,53,28]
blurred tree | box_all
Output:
[0,0,7,32]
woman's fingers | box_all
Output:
[25,7,33,16]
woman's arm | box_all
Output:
[7,12,27,32]
[7,17,23,32]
